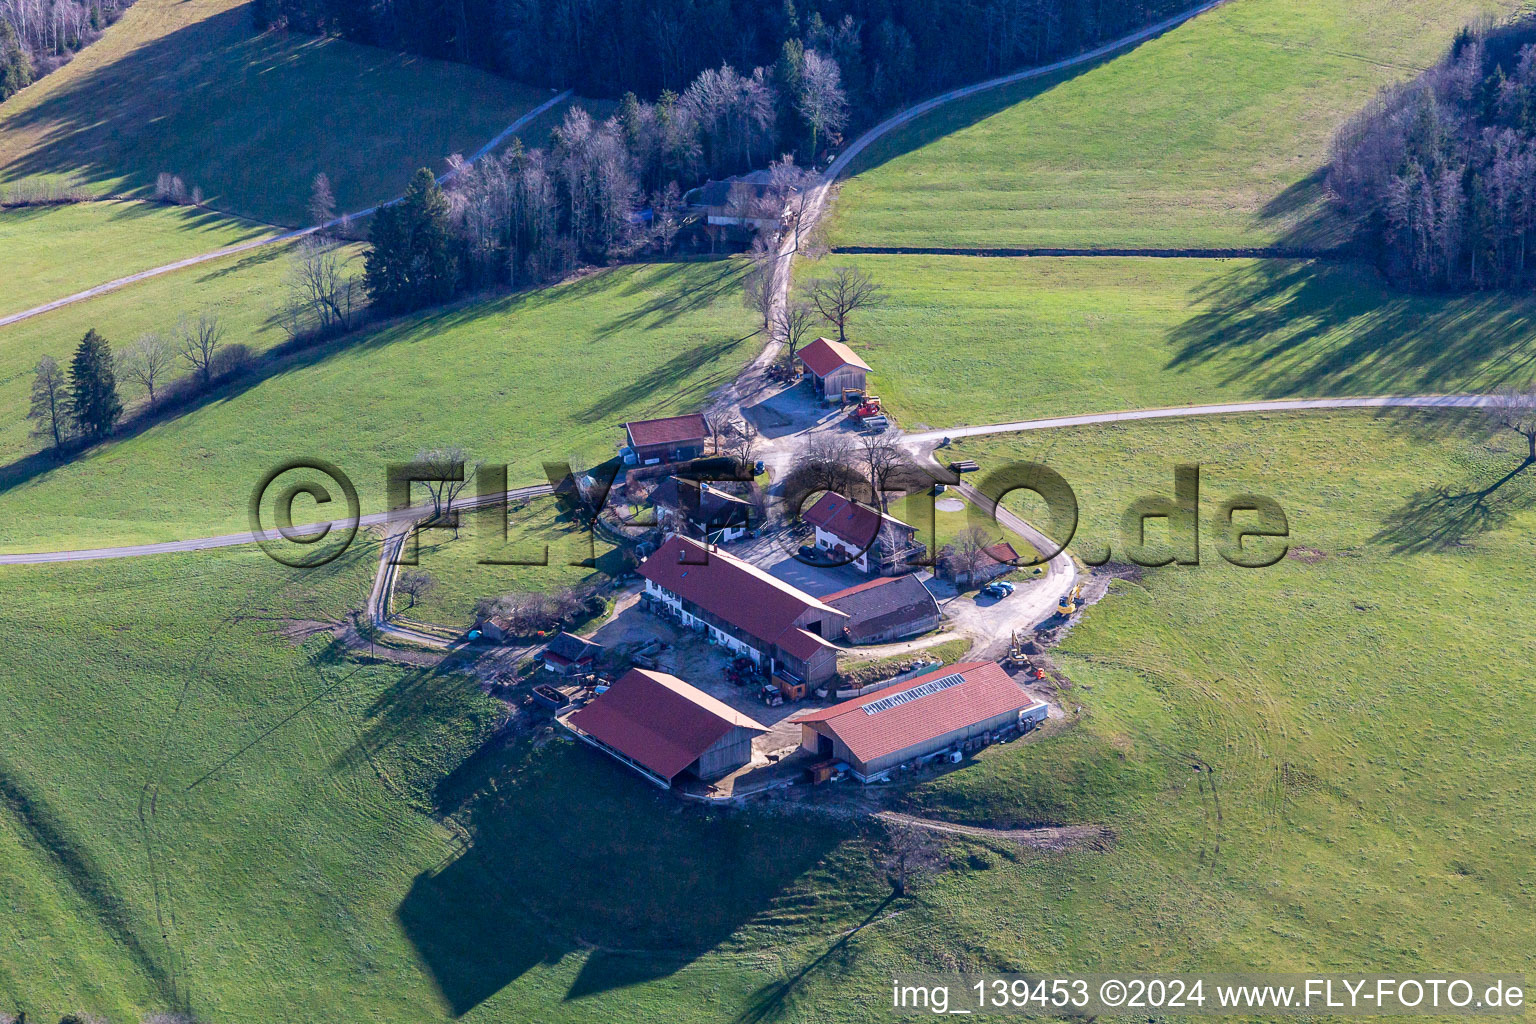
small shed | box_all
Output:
[822,574,941,644]
[797,337,870,400]
[566,668,766,788]
[539,631,604,676]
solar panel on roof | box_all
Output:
[861,673,968,715]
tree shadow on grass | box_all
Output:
[1371,458,1536,554]
[1164,257,1536,399]
[572,333,756,424]
[396,742,856,1016]
[731,891,898,1024]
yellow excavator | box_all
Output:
[1057,583,1083,616]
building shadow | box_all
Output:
[396,741,853,1016]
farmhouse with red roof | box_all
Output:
[797,337,870,399]
[802,492,925,575]
[794,662,1047,781]
[638,535,848,686]
[567,668,765,788]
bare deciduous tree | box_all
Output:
[879,823,946,896]
[796,49,849,160]
[308,171,337,230]
[768,154,818,250]
[856,430,903,505]
[809,265,882,344]
[27,354,70,453]
[1484,386,1536,466]
[940,526,997,585]
[414,447,480,530]
[395,568,436,609]
[282,237,360,338]
[650,181,685,253]
[742,240,779,332]
[772,299,818,368]
[117,332,174,405]
[720,414,760,467]
[176,313,225,387]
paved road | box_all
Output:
[0,483,553,565]
[902,394,1507,445]
[744,0,1230,395]
[0,90,574,331]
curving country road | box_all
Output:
[0,90,574,331]
[901,394,1509,445]
[0,394,1508,567]
[741,0,1234,387]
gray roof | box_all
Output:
[822,574,940,631]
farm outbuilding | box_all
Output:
[566,668,766,788]
[822,574,941,644]
[794,661,1047,781]
[623,413,710,465]
[539,632,603,676]
[796,337,870,399]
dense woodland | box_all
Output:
[1331,16,1536,291]
[253,0,1185,135]
[0,0,133,100]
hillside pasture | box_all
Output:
[0,202,270,317]
[0,259,758,552]
[829,0,1522,249]
[0,0,562,225]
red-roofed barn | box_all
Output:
[794,662,1047,781]
[797,337,870,399]
[639,535,848,687]
[567,668,765,788]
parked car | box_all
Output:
[981,581,1013,599]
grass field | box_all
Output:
[0,235,341,448]
[394,495,622,630]
[896,410,1536,978]
[0,0,561,225]
[0,259,758,552]
[0,202,271,316]
[0,541,887,1022]
[828,0,1523,249]
[4,412,1534,1022]
[808,254,1536,430]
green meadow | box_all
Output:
[805,254,1536,431]
[0,202,269,316]
[394,495,621,630]
[0,0,561,225]
[0,259,757,552]
[3,414,1532,1023]
[829,0,1522,249]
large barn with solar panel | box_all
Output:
[792,662,1048,781]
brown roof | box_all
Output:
[639,535,844,656]
[823,574,939,630]
[626,413,709,449]
[794,662,1041,765]
[983,541,1020,564]
[803,493,915,549]
[797,337,871,378]
[568,668,764,780]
